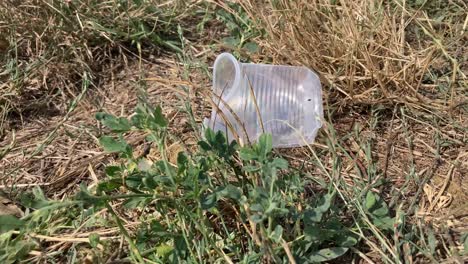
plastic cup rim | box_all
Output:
[213,52,241,94]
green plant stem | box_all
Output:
[157,134,177,189]
[93,193,163,201]
[267,164,277,236]
[22,201,81,221]
[175,208,198,260]
[105,202,145,264]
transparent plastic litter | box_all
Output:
[204,53,323,148]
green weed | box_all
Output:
[1,102,425,263]
[214,2,263,56]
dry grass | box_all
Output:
[241,0,468,262]
[245,0,466,109]
[0,2,215,260]
[0,0,467,263]
[0,0,218,193]
[0,55,213,263]
[0,0,200,137]
[0,55,210,192]
[242,0,468,187]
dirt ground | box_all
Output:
[2,52,466,231]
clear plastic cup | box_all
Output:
[204,53,323,148]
